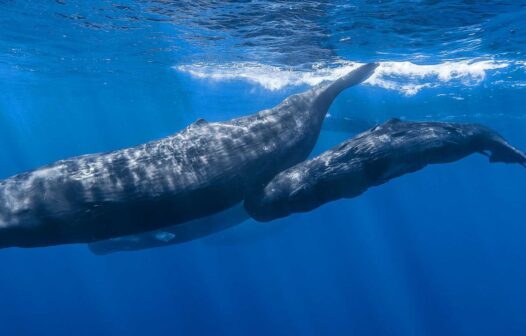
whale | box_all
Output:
[0,63,378,248]
[89,118,526,255]
[88,116,375,254]
[245,119,526,221]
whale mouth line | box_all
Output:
[173,59,519,95]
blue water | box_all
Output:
[1,1,526,335]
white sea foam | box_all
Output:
[174,60,511,95]
[175,62,362,91]
[368,60,509,95]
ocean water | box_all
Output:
[1,1,526,335]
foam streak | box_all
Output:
[174,60,512,95]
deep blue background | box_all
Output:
[1,1,526,335]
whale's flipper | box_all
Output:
[88,204,249,255]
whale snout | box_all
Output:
[244,174,306,222]
[244,186,287,222]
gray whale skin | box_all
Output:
[0,63,378,248]
[245,119,526,222]
[92,119,526,255]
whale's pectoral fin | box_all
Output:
[87,205,250,255]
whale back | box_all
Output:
[82,64,378,253]
[0,64,378,249]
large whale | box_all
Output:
[88,116,374,254]
[245,119,526,221]
[0,63,378,248]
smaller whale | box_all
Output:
[245,119,526,221]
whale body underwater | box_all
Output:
[245,119,526,221]
[91,119,526,254]
[1,62,525,252]
[0,63,378,248]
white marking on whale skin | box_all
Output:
[155,232,176,242]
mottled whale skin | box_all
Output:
[88,117,373,255]
[0,63,378,248]
[245,119,526,222]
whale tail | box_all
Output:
[489,144,526,168]
[484,134,526,168]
